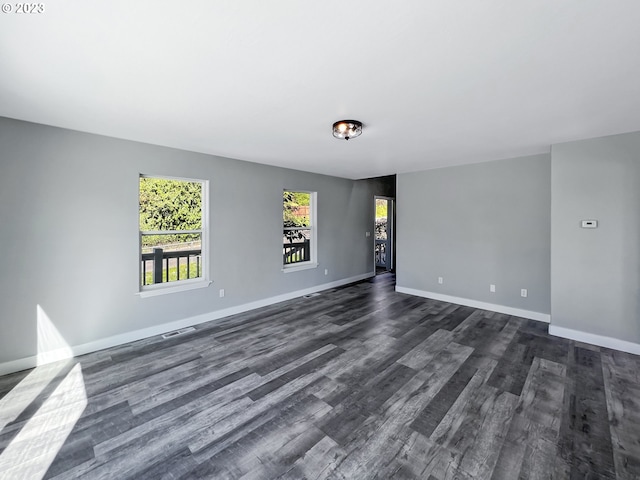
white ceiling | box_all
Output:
[2,1,640,179]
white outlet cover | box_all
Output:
[490,284,496,292]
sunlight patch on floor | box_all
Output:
[0,363,87,479]
[0,361,67,433]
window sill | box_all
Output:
[282,262,318,273]
[137,279,212,298]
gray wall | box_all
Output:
[551,132,640,343]
[396,154,551,314]
[0,117,378,365]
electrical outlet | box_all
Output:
[324,269,328,275]
[490,284,496,293]
[366,231,371,237]
[219,289,225,298]
[521,289,527,298]
[438,277,443,285]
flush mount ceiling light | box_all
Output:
[332,120,362,141]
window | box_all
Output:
[139,175,209,294]
[283,190,317,270]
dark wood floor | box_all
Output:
[1,274,640,479]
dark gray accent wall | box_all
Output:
[396,154,551,314]
[364,175,396,198]
[551,131,640,343]
[0,117,378,365]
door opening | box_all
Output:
[375,196,393,274]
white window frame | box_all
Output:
[138,174,211,297]
[282,190,318,273]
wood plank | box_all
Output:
[557,346,617,480]
[397,328,453,370]
[601,350,640,480]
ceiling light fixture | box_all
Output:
[332,120,362,141]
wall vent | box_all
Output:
[162,326,196,339]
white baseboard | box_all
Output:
[395,286,551,323]
[0,272,375,376]
[0,356,41,377]
[549,325,640,356]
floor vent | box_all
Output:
[303,292,321,298]
[162,326,196,339]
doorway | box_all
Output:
[374,196,394,273]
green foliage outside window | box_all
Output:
[140,178,202,248]
[283,191,310,243]
[375,198,388,219]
